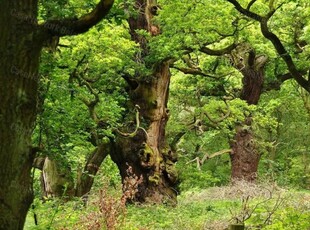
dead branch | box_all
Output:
[187,149,232,170]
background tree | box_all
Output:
[225,0,310,91]
[32,22,135,200]
[158,0,310,184]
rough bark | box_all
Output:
[0,1,41,228]
[230,118,260,182]
[0,1,113,228]
[109,0,178,205]
[182,42,267,182]
[228,45,267,182]
[112,62,178,204]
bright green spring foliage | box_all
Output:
[25,0,310,229]
[34,16,137,181]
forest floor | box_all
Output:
[25,181,310,230]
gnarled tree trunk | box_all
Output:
[111,63,178,204]
[110,0,177,204]
[230,118,260,182]
[229,45,267,182]
[41,158,75,198]
[41,157,75,198]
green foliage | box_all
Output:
[27,0,310,229]
[256,82,310,189]
[33,19,135,189]
[92,155,122,191]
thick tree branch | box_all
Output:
[248,49,256,67]
[246,0,257,10]
[40,0,114,37]
[265,69,308,91]
[226,0,262,21]
[260,18,310,91]
[277,73,293,82]
[75,139,110,197]
[185,42,237,57]
[254,54,268,70]
[199,43,238,56]
[266,2,284,19]
[121,73,139,90]
[187,149,232,170]
[226,0,310,92]
[170,131,186,152]
[201,149,232,164]
[171,65,218,79]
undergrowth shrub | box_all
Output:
[76,164,142,230]
[77,186,126,230]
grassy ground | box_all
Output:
[25,181,310,230]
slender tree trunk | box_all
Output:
[229,46,267,182]
[0,1,42,228]
[75,140,110,198]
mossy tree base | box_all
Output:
[111,63,178,204]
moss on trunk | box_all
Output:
[110,0,178,204]
[111,63,178,204]
[0,1,41,228]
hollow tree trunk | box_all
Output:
[38,144,109,200]
[112,62,177,204]
[0,1,42,228]
[229,46,267,182]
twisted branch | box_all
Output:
[116,105,148,138]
